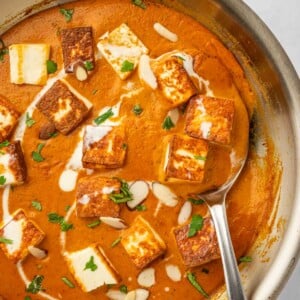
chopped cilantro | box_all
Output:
[239,256,252,263]
[0,140,10,148]
[133,104,143,115]
[136,204,147,211]
[0,236,13,244]
[26,275,44,294]
[84,256,98,271]
[49,132,58,138]
[111,237,122,248]
[32,200,42,211]
[122,143,128,150]
[119,284,128,294]
[24,296,32,300]
[188,215,204,238]
[94,108,114,125]
[109,179,133,204]
[162,116,175,130]
[84,61,94,71]
[0,175,6,185]
[194,155,207,161]
[188,197,205,205]
[65,205,71,212]
[0,39,8,62]
[32,143,45,162]
[131,0,146,9]
[187,272,209,298]
[87,220,101,228]
[92,89,98,95]
[61,276,75,288]
[25,113,36,128]
[59,8,74,22]
[46,60,57,74]
[172,55,185,61]
[121,60,134,72]
[47,212,73,232]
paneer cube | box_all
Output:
[76,176,121,218]
[185,95,235,145]
[161,135,209,182]
[82,125,126,169]
[9,44,50,85]
[36,79,93,135]
[65,244,119,292]
[0,209,45,263]
[0,141,26,186]
[0,96,20,142]
[173,217,220,267]
[97,23,149,80]
[121,215,166,269]
[61,27,95,73]
[152,56,197,107]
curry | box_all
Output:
[0,1,276,299]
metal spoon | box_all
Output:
[200,152,248,300]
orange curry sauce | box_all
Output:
[0,0,276,299]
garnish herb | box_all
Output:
[0,39,8,62]
[109,179,133,204]
[32,200,42,212]
[162,116,175,130]
[25,113,36,128]
[46,60,57,74]
[26,275,45,294]
[188,197,205,205]
[84,61,94,71]
[0,175,6,185]
[119,284,128,294]
[49,132,58,138]
[187,272,209,298]
[92,89,98,95]
[173,55,185,61]
[133,104,143,115]
[239,256,252,263]
[111,237,122,248]
[61,276,75,288]
[94,108,114,125]
[65,205,71,212]
[106,284,116,290]
[59,8,74,22]
[136,204,147,211]
[122,143,128,150]
[131,0,146,9]
[84,256,98,271]
[24,296,32,300]
[32,143,45,162]
[194,155,207,161]
[188,215,204,238]
[87,220,101,228]
[0,140,10,148]
[0,236,13,244]
[47,212,73,232]
[121,60,134,72]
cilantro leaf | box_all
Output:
[32,143,45,162]
[187,272,209,298]
[0,140,10,148]
[84,61,94,71]
[0,175,6,185]
[188,197,205,205]
[239,256,252,263]
[61,276,75,288]
[0,236,13,244]
[47,212,73,232]
[25,113,36,128]
[32,200,42,211]
[26,275,44,294]
[94,108,114,125]
[119,284,128,294]
[188,215,204,238]
[0,39,8,62]
[111,237,122,248]
[162,116,175,130]
[121,60,134,72]
[59,8,74,22]
[194,155,207,161]
[136,204,147,211]
[84,256,98,271]
[46,60,57,74]
[87,220,101,228]
[109,179,133,204]
[133,104,143,116]
[131,0,146,9]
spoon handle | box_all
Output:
[209,202,246,300]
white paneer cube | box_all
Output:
[0,209,45,263]
[9,44,50,85]
[66,245,119,292]
[97,23,148,80]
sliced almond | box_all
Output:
[75,63,88,81]
[125,291,136,300]
[106,290,126,300]
[177,201,192,225]
[99,217,127,229]
[165,264,182,282]
[151,182,178,207]
[127,180,149,209]
[28,245,48,260]
[137,268,155,288]
[135,289,149,300]
[167,108,179,125]
[138,54,157,90]
[153,23,178,42]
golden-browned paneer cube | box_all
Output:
[161,135,209,182]
[0,141,26,187]
[0,96,20,142]
[152,56,197,107]
[61,27,95,73]
[121,215,166,269]
[97,23,149,80]
[36,80,93,135]
[173,217,220,268]
[0,209,45,263]
[76,176,121,218]
[185,95,235,145]
[82,125,126,169]
[65,244,119,292]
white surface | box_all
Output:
[244,1,300,299]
